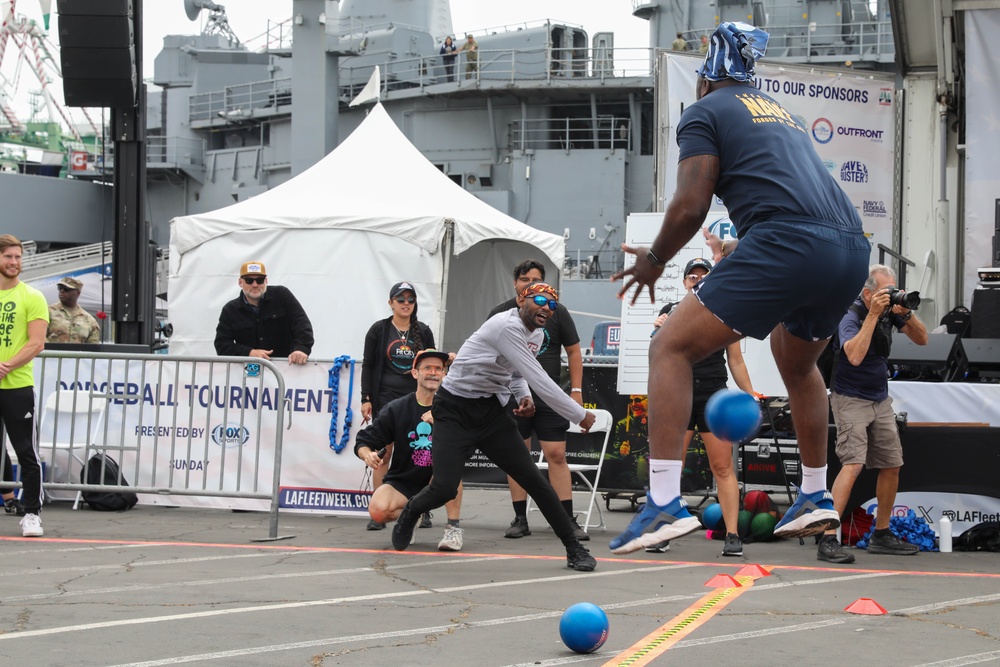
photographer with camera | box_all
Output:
[818,265,928,563]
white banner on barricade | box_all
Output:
[35,356,371,515]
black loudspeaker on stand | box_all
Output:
[57,0,137,108]
[887,333,966,382]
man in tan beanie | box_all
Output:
[47,277,100,344]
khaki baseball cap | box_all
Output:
[57,277,83,291]
[240,261,267,277]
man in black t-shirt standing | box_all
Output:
[355,349,465,551]
[488,260,587,541]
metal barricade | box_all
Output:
[0,352,293,541]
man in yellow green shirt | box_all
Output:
[0,234,49,537]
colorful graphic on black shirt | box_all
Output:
[407,420,433,467]
[387,337,416,372]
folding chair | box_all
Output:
[37,389,107,508]
[526,408,614,533]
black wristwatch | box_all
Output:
[900,312,912,322]
[646,249,667,269]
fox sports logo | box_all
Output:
[211,423,251,448]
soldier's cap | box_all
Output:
[412,349,450,370]
[240,261,267,278]
[57,277,83,291]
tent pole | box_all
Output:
[439,219,454,346]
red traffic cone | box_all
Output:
[704,573,741,588]
[845,597,887,615]
[736,564,772,578]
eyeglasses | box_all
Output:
[531,295,558,311]
[685,273,707,281]
[242,276,266,285]
[394,297,416,304]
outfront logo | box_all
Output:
[863,200,887,218]
[211,423,251,448]
[840,161,869,184]
[811,118,833,144]
[837,126,884,142]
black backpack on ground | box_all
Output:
[80,454,139,511]
[954,521,1000,552]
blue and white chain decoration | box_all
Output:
[327,355,355,453]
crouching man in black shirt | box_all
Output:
[354,349,465,551]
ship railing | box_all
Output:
[672,17,894,63]
[564,248,625,281]
[146,136,206,167]
[508,116,631,153]
[21,241,112,272]
[339,46,654,97]
[189,77,293,124]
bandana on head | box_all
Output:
[696,21,769,83]
[519,282,558,301]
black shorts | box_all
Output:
[508,394,569,442]
[384,477,426,500]
[687,380,727,432]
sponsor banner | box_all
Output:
[279,487,371,512]
[660,54,896,240]
[860,491,1000,537]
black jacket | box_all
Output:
[214,285,314,358]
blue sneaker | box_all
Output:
[609,493,702,554]
[773,487,840,538]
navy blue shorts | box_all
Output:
[693,219,870,341]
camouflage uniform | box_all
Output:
[46,303,100,343]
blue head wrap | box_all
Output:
[696,21,769,82]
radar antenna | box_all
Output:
[183,0,240,45]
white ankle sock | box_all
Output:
[799,464,828,495]
[648,459,682,506]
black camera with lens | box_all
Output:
[886,285,920,310]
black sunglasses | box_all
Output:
[57,285,77,292]
[242,276,266,285]
[394,297,416,304]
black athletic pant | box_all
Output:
[0,387,43,514]
[407,387,576,544]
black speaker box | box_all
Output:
[888,332,966,382]
[971,289,1000,339]
[56,0,132,15]
[61,46,135,80]
[57,0,136,107]
[58,16,134,48]
[962,338,1000,379]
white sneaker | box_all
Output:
[437,524,464,552]
[20,513,43,537]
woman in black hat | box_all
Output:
[359,281,438,530]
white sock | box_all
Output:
[799,464,828,495]
[648,459,682,506]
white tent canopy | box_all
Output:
[168,103,565,358]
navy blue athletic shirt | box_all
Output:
[677,85,862,236]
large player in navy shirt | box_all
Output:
[610,21,871,554]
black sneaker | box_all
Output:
[4,497,25,516]
[571,517,590,542]
[645,540,670,553]
[504,515,531,538]
[419,511,433,529]
[722,532,744,557]
[566,542,597,572]
[366,519,386,531]
[867,531,919,556]
[391,503,420,551]
[817,534,856,564]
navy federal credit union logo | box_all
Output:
[211,423,251,448]
[840,161,869,184]
[863,200,887,218]
[811,118,833,144]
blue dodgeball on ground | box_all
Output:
[559,602,609,654]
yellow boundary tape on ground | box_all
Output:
[602,575,755,666]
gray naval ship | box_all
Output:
[7,0,943,340]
